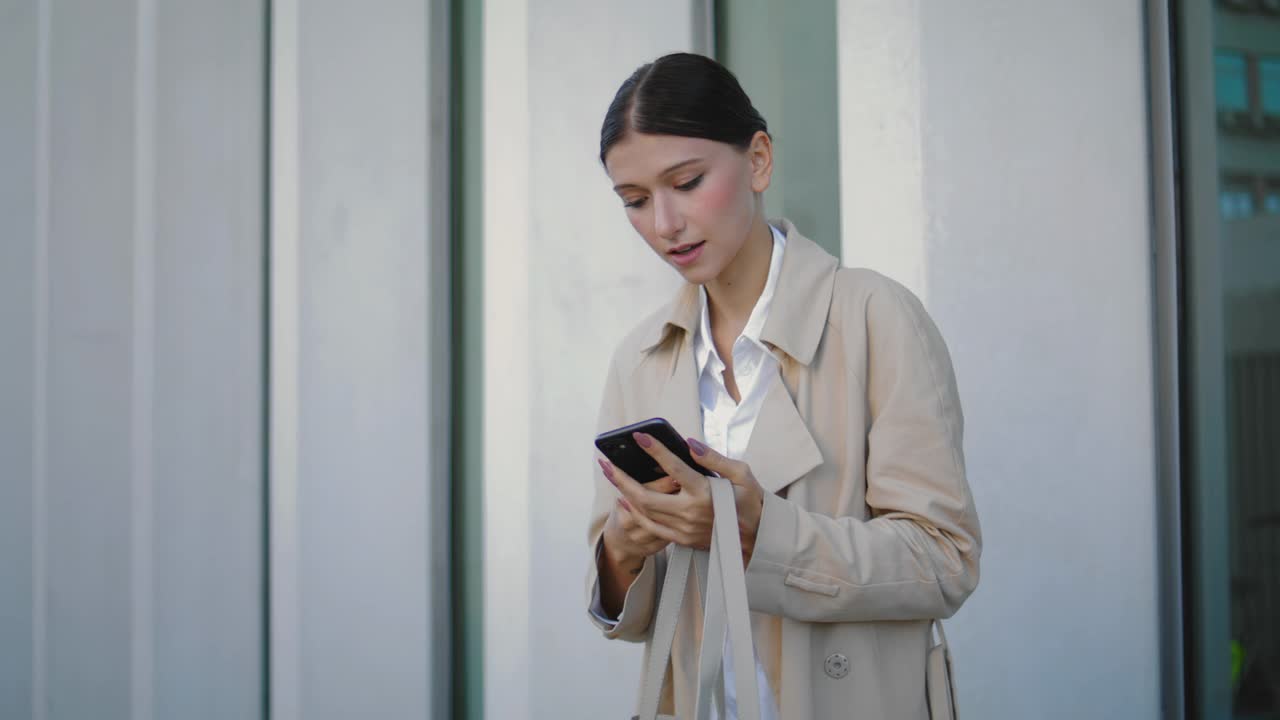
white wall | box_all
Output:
[488,2,1164,717]
[269,1,452,718]
[482,0,700,717]
[0,1,265,717]
[839,2,1161,718]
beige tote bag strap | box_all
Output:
[636,478,760,720]
[635,543,693,720]
[706,476,761,720]
[927,619,959,720]
[696,543,727,717]
[933,618,950,650]
[693,524,725,720]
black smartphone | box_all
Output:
[594,417,712,484]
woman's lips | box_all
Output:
[668,240,706,267]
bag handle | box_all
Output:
[692,547,724,720]
[636,477,760,720]
[932,618,949,649]
[704,476,760,719]
[635,544,692,720]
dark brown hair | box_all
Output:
[599,53,769,166]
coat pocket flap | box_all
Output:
[784,572,840,597]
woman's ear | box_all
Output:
[747,130,774,194]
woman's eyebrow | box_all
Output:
[612,158,704,192]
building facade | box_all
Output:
[1,1,1276,718]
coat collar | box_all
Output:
[639,218,839,366]
[642,218,834,495]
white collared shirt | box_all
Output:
[692,224,785,720]
[590,224,787,719]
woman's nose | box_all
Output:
[652,194,684,241]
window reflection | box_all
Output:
[1202,2,1280,717]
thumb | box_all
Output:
[685,437,744,481]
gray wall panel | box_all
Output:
[152,1,264,717]
[45,0,136,715]
[295,0,434,710]
[272,0,448,717]
[1,0,267,717]
[2,0,453,715]
[0,0,38,716]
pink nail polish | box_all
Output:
[633,432,653,448]
[598,458,615,481]
[687,437,708,456]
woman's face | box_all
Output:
[604,132,772,285]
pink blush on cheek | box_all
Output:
[696,171,741,214]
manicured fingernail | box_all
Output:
[687,437,708,456]
[633,432,653,448]
[618,498,632,511]
[598,458,615,481]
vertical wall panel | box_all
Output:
[838,2,1160,718]
[0,0,39,715]
[1,1,267,717]
[484,1,695,717]
[272,1,450,718]
[44,1,136,715]
[151,1,265,717]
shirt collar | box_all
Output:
[693,224,787,376]
[640,218,839,367]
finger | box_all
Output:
[644,499,711,535]
[631,506,703,547]
[615,496,634,518]
[600,458,646,508]
[633,432,702,484]
[602,458,688,516]
[617,497,656,531]
[625,504,683,545]
[685,437,749,484]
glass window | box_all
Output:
[715,0,841,259]
[1220,186,1255,219]
[1181,6,1280,719]
[1262,180,1280,213]
[1216,50,1251,112]
[1259,57,1280,114]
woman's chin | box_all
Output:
[677,267,716,286]
[671,259,720,285]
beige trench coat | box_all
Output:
[586,219,981,719]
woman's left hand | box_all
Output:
[602,432,765,567]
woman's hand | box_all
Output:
[602,432,765,567]
[600,471,678,566]
[597,470,678,617]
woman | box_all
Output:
[585,53,981,719]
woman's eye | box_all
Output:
[624,197,648,209]
[675,174,704,191]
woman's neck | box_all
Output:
[704,216,775,331]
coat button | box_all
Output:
[824,652,850,679]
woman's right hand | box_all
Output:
[597,461,677,615]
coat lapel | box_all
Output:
[655,330,707,446]
[743,363,823,495]
[643,218,840,494]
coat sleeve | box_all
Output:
[743,277,982,623]
[584,349,665,642]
